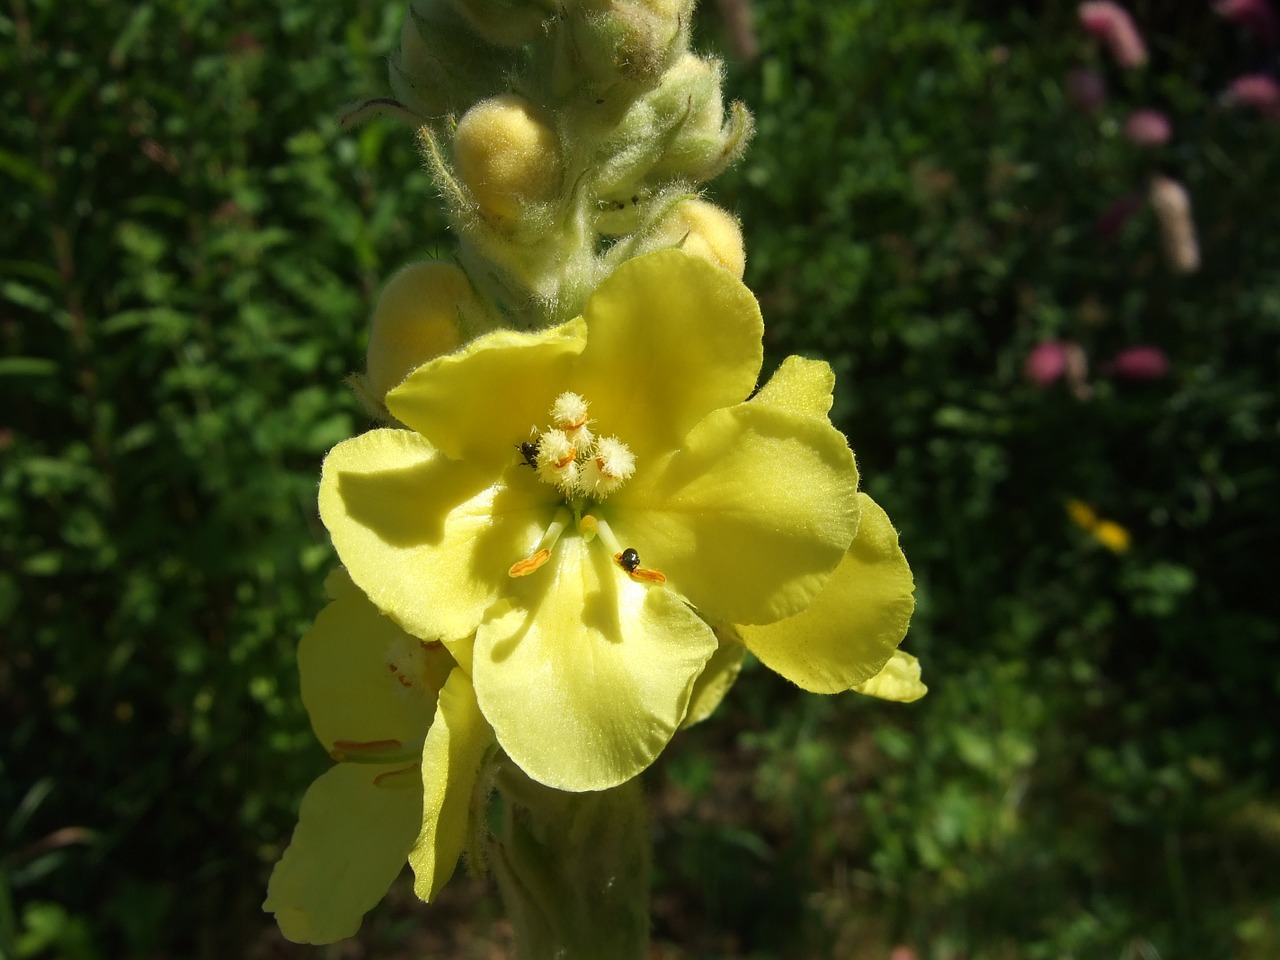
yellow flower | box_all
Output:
[263,570,493,944]
[1092,519,1131,553]
[319,250,916,791]
[1065,498,1132,554]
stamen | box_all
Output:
[509,548,551,577]
[551,391,591,430]
[510,507,572,578]
[551,391,594,448]
[536,429,579,491]
[593,517,667,585]
[329,737,424,764]
[373,764,421,788]
[580,436,635,497]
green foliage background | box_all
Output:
[2,0,1278,957]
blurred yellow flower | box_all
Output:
[1066,498,1131,554]
[1092,519,1132,553]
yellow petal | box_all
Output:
[386,319,587,471]
[681,625,746,729]
[852,650,927,702]
[409,668,494,901]
[300,570,451,748]
[750,355,836,420]
[473,536,717,791]
[738,493,915,693]
[612,401,859,626]
[264,763,422,944]
[570,250,764,459]
[319,428,559,641]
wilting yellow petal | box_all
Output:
[473,536,717,791]
[750,355,836,420]
[264,763,422,944]
[681,626,747,729]
[409,669,494,901]
[300,569,450,748]
[739,494,915,693]
[853,650,927,702]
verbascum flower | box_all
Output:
[264,570,493,943]
[319,250,916,792]
[1078,2,1148,69]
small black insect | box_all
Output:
[619,548,641,574]
[517,441,540,469]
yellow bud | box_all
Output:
[454,94,561,224]
[658,199,746,279]
[365,261,475,402]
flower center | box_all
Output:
[508,392,664,584]
[521,391,636,499]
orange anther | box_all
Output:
[630,566,667,585]
[509,548,551,577]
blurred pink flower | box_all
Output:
[1124,109,1172,145]
[1104,346,1171,379]
[1067,67,1108,112]
[1213,0,1278,44]
[1027,341,1091,398]
[1026,341,1071,386]
[1223,74,1280,119]
[1096,192,1144,241]
[1079,2,1149,68]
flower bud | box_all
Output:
[392,0,506,117]
[572,0,693,95]
[365,261,479,403]
[449,0,554,47]
[652,199,746,278]
[454,94,562,224]
[591,53,726,208]
[644,53,736,182]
